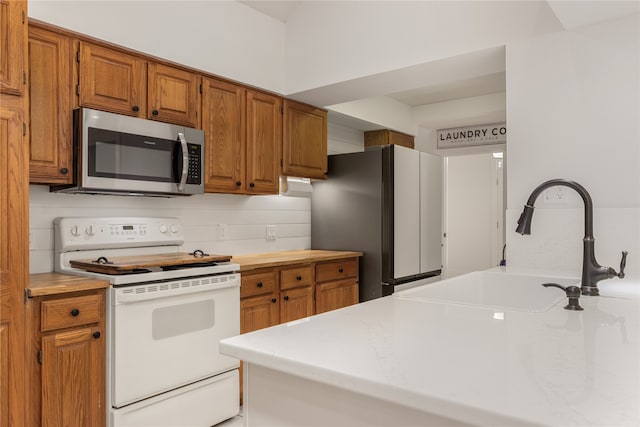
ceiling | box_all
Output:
[238,1,302,22]
[239,0,638,130]
[386,72,506,107]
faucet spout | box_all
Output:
[516,179,593,237]
[516,179,627,296]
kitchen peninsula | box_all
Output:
[220,270,640,426]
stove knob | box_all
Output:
[70,225,81,237]
[170,224,178,234]
[85,225,95,237]
[159,224,168,234]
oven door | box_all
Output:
[110,274,240,408]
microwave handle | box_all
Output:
[177,132,188,192]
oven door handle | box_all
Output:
[177,132,188,192]
[115,279,239,304]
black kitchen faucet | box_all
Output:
[516,179,628,296]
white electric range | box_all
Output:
[55,216,240,427]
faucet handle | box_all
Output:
[542,283,584,311]
[616,251,628,279]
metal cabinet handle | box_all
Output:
[284,295,289,301]
[93,331,101,339]
[296,276,302,281]
[257,282,263,288]
[132,106,139,112]
[236,181,242,187]
[271,298,277,303]
[338,268,344,273]
[177,132,188,192]
[249,183,255,188]
[152,109,159,116]
[70,309,80,317]
[60,167,68,175]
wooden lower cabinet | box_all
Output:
[41,326,105,427]
[280,285,314,323]
[316,279,359,314]
[26,283,107,427]
[315,258,359,314]
[238,255,360,402]
[240,293,279,333]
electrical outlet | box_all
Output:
[219,224,228,241]
[543,186,568,205]
[266,225,277,241]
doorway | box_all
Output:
[442,152,505,278]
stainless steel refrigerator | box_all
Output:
[312,145,442,302]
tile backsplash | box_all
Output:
[29,185,311,273]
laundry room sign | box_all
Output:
[437,123,506,149]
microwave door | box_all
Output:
[86,128,179,194]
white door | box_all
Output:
[443,153,504,278]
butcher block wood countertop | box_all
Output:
[232,250,363,272]
[28,273,110,297]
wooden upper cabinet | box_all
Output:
[282,99,327,179]
[78,41,146,117]
[202,78,246,193]
[148,63,200,127]
[28,25,73,184]
[364,129,414,149]
[245,91,282,195]
[0,0,26,95]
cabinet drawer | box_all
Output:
[41,293,105,332]
[316,259,358,283]
[280,266,313,290]
[241,271,277,298]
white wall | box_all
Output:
[29,186,310,273]
[505,14,640,280]
[327,122,364,155]
[28,1,286,93]
[328,96,416,135]
[284,1,562,94]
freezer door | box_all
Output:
[420,152,442,273]
[392,146,421,279]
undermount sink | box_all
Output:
[395,270,580,312]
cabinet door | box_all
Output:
[28,26,73,184]
[316,279,359,314]
[148,63,199,127]
[389,130,414,149]
[239,292,278,405]
[202,78,245,193]
[241,293,279,333]
[282,99,327,179]
[0,0,25,95]
[246,90,281,194]
[78,42,146,117]
[280,286,314,324]
[41,326,105,427]
[0,99,27,427]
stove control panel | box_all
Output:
[55,217,184,251]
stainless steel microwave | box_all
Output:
[51,108,204,196]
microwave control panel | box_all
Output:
[186,143,202,185]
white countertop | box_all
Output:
[220,270,640,426]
